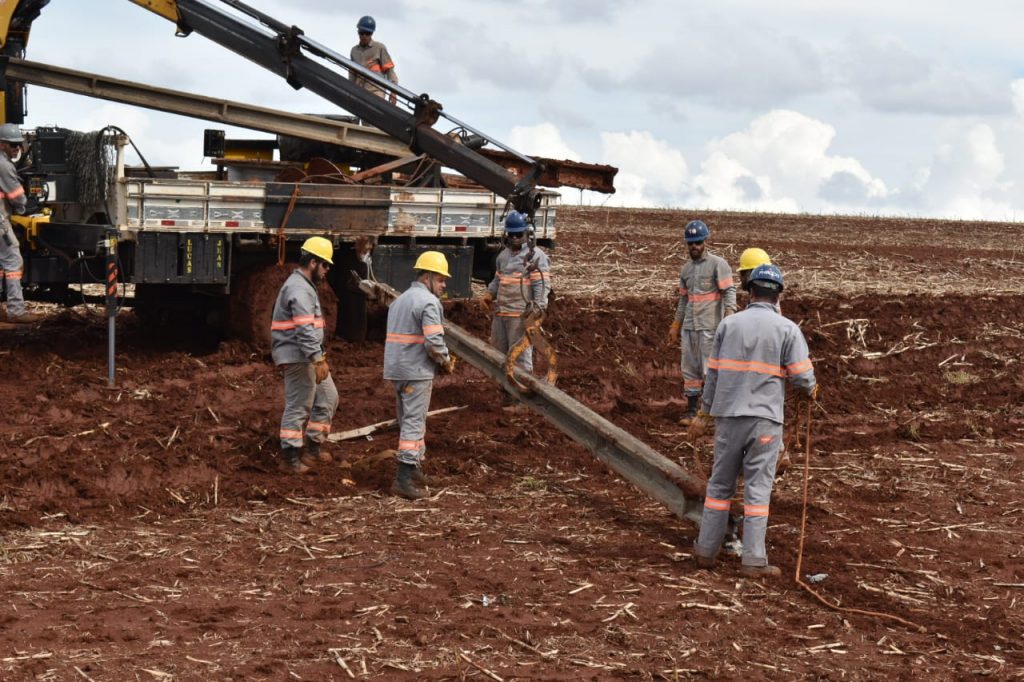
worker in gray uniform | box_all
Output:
[350,15,399,104]
[0,123,41,324]
[271,236,339,474]
[688,264,817,578]
[384,251,457,499]
[481,211,551,372]
[667,220,735,425]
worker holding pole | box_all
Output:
[480,211,552,374]
[668,220,735,425]
[270,237,340,474]
[689,264,817,578]
[384,251,457,500]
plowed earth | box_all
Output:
[2,207,1023,680]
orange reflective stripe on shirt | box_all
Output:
[380,61,395,70]
[280,428,304,439]
[744,504,769,517]
[717,277,733,289]
[271,315,325,331]
[683,379,703,389]
[704,496,731,511]
[689,291,722,303]
[4,270,22,280]
[306,421,331,433]
[707,357,785,377]
[679,286,689,295]
[786,358,813,375]
[368,63,383,72]
[1,185,25,200]
[386,332,425,344]
[422,324,444,336]
[399,439,424,451]
[499,274,527,284]
[528,271,547,282]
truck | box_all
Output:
[0,0,616,342]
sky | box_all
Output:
[17,0,1024,220]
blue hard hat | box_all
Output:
[504,211,529,234]
[357,15,376,33]
[683,219,709,243]
[747,263,785,292]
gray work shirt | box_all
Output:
[270,269,326,366]
[674,252,736,331]
[486,243,551,316]
[384,281,449,381]
[703,302,816,423]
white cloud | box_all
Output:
[507,123,580,161]
[1013,79,1024,118]
[911,124,1012,219]
[599,131,689,206]
[691,110,887,212]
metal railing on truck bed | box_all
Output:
[119,178,558,240]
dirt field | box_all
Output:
[2,207,1023,680]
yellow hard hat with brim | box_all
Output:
[738,247,771,272]
[414,251,450,278]
[301,236,334,265]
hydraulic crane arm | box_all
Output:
[2,0,552,215]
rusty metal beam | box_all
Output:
[479,148,618,194]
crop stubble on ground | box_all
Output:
[1,207,1023,679]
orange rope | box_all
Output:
[794,399,927,633]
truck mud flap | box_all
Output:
[133,232,229,284]
[371,244,473,299]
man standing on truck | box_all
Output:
[350,15,399,105]
[271,237,340,474]
[481,211,552,374]
[0,124,42,324]
[667,220,735,425]
[688,264,817,578]
[384,251,456,500]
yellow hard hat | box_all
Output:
[414,250,450,278]
[301,236,334,265]
[738,247,771,272]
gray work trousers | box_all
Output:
[0,222,26,316]
[681,329,714,397]
[279,362,339,449]
[491,315,532,372]
[695,416,783,567]
[392,379,433,466]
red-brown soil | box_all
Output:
[2,207,1022,679]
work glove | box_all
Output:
[687,410,712,441]
[314,357,330,384]
[667,320,681,345]
[441,355,458,374]
[479,292,494,313]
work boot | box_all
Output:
[303,439,333,464]
[280,445,312,475]
[410,465,437,487]
[8,311,42,324]
[678,395,700,426]
[739,564,782,579]
[390,462,426,500]
[694,553,717,570]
